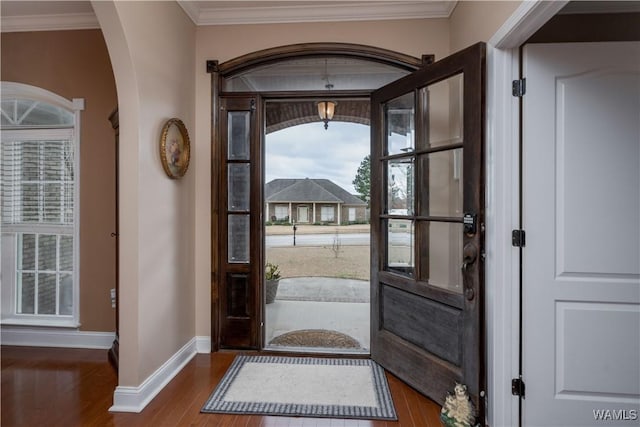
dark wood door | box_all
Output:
[217,94,263,349]
[370,43,486,417]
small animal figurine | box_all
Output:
[440,383,477,427]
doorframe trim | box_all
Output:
[485,1,568,426]
[216,42,426,76]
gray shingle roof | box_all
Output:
[265,178,366,205]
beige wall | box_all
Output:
[193,18,451,337]
[93,0,196,386]
[450,1,522,52]
[1,29,118,332]
[197,19,450,64]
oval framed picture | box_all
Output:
[159,118,190,179]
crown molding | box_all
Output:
[1,1,457,32]
[177,0,201,25]
[1,12,99,33]
[179,1,456,26]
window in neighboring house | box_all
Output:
[274,205,288,220]
[0,82,83,327]
[321,206,335,222]
[349,207,356,222]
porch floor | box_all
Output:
[265,277,370,353]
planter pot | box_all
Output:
[265,279,280,304]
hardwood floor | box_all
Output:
[1,346,442,426]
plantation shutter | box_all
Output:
[1,134,75,227]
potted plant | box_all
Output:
[265,262,281,304]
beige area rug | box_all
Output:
[268,329,361,349]
[201,355,397,420]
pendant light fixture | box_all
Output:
[317,59,337,130]
[317,99,336,130]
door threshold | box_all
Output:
[263,345,370,356]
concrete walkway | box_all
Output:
[276,277,370,303]
[265,277,370,353]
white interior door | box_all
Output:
[522,41,640,426]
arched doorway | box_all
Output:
[208,43,429,352]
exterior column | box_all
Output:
[289,202,292,222]
[265,202,269,222]
[313,203,316,224]
[337,203,341,225]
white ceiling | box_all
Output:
[0,1,457,32]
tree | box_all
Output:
[353,154,371,206]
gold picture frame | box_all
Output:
[159,118,190,179]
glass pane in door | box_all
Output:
[386,218,414,276]
[228,163,250,211]
[228,215,250,263]
[385,92,414,155]
[425,221,463,293]
[228,111,250,160]
[425,73,463,148]
[387,157,414,215]
[417,149,463,217]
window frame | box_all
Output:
[274,204,288,221]
[320,205,335,222]
[1,82,83,328]
[348,207,356,222]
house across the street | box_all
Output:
[265,178,367,225]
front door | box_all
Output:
[370,42,486,415]
[297,206,309,223]
[522,41,640,426]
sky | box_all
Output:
[265,121,369,195]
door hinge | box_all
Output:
[512,229,526,247]
[512,378,525,397]
[512,78,526,97]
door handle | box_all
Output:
[461,243,477,271]
[461,243,478,301]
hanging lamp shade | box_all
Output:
[317,100,336,129]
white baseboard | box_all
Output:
[110,337,197,413]
[195,335,211,353]
[1,325,115,349]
